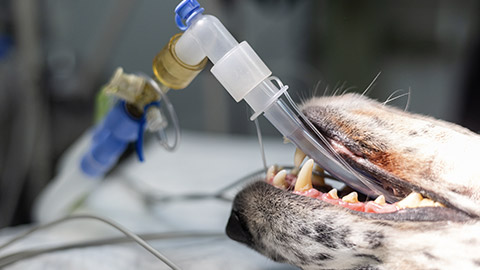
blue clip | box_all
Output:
[81,100,143,177]
[81,100,164,177]
[135,101,161,162]
[175,0,204,31]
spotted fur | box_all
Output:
[226,94,480,270]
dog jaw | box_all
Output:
[300,93,480,217]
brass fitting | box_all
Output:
[152,33,207,90]
[103,67,161,114]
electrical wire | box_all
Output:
[0,156,343,268]
[141,167,269,204]
[1,159,286,268]
[0,230,224,269]
[0,214,184,270]
[0,164,285,268]
[138,165,341,205]
[0,163,302,268]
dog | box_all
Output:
[226,93,480,270]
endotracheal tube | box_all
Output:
[166,0,397,202]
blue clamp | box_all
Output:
[81,100,161,177]
[175,0,204,31]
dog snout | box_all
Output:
[225,209,253,246]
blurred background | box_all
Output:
[0,0,479,228]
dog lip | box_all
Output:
[305,121,421,202]
[276,182,473,222]
[358,206,473,222]
[314,124,477,217]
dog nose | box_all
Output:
[225,209,252,246]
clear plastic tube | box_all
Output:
[139,74,181,152]
[175,14,238,65]
[263,95,398,202]
[173,9,398,202]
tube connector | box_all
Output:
[104,67,146,103]
[153,33,207,90]
[175,0,204,31]
[211,41,271,102]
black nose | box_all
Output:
[225,209,253,246]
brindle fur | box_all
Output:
[226,93,480,270]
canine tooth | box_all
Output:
[294,159,314,192]
[273,170,288,188]
[328,189,339,199]
[267,165,276,180]
[396,192,423,209]
[419,198,435,207]
[374,195,386,205]
[283,137,291,144]
[342,192,359,203]
[294,148,307,168]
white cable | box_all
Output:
[0,168,344,268]
[0,214,182,270]
[0,230,224,269]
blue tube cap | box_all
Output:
[175,0,204,31]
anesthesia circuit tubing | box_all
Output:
[172,0,400,202]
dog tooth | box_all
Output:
[294,148,307,168]
[283,137,291,144]
[273,170,288,188]
[419,198,435,207]
[267,165,277,181]
[396,192,423,209]
[374,195,386,205]
[294,159,314,192]
[328,189,339,199]
[342,192,359,203]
